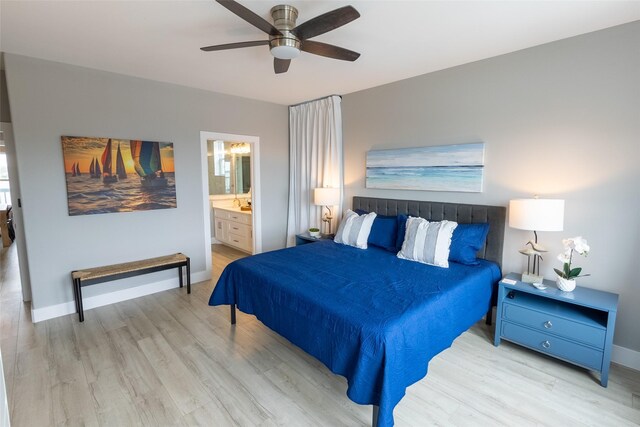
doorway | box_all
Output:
[0,122,32,303]
[200,131,261,275]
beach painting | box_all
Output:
[366,143,485,192]
[61,135,177,216]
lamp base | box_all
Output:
[521,272,544,284]
[322,213,333,235]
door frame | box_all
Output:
[200,131,262,271]
[1,121,32,302]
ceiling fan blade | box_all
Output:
[200,40,269,52]
[301,40,360,62]
[274,58,291,74]
[216,0,282,36]
[292,5,360,40]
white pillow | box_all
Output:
[397,216,458,268]
[334,209,377,249]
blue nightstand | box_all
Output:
[295,232,334,246]
[494,273,618,387]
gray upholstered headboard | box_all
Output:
[352,196,506,268]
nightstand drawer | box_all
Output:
[503,302,606,348]
[502,322,603,371]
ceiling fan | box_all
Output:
[201,0,361,74]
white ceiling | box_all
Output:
[1,1,639,105]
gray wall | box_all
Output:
[4,54,288,311]
[343,22,640,351]
[0,70,10,122]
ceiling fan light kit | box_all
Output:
[269,5,301,60]
[202,0,361,74]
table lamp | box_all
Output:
[509,198,564,284]
[313,187,340,235]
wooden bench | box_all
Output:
[71,253,190,322]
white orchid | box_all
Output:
[562,236,590,255]
[557,249,571,264]
[555,237,590,280]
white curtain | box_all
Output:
[286,95,343,247]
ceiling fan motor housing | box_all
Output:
[269,5,301,59]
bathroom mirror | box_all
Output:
[207,140,251,196]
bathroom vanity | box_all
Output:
[213,206,253,253]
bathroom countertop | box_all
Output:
[212,205,252,214]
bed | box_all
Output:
[209,196,506,426]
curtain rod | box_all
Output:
[289,94,342,108]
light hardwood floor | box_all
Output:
[1,242,639,426]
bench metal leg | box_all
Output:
[186,257,191,294]
[230,304,236,325]
[76,279,85,322]
[72,278,80,315]
[372,405,379,427]
[178,259,190,293]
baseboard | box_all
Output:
[31,270,210,323]
[612,344,640,371]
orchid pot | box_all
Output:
[556,276,577,292]
[554,236,590,293]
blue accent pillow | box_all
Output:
[355,209,398,252]
[396,214,408,252]
[449,223,490,265]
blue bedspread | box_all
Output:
[209,240,500,426]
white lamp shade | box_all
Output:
[509,199,564,231]
[313,187,340,206]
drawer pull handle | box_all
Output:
[233,240,239,243]
[544,321,553,329]
[542,340,551,349]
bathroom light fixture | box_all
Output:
[229,143,250,154]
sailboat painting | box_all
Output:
[61,135,177,216]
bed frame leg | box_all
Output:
[230,304,236,325]
[372,405,379,427]
[485,306,493,325]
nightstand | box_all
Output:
[295,232,334,246]
[494,273,618,387]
